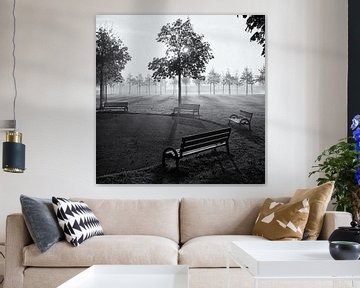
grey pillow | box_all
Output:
[20,195,64,253]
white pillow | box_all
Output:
[52,197,104,246]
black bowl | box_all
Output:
[329,241,360,260]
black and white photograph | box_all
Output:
[96,15,265,184]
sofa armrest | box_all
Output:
[4,213,33,288]
[318,211,352,240]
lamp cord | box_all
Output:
[12,0,18,130]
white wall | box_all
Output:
[0,0,348,242]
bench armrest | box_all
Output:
[318,211,352,240]
[4,213,33,288]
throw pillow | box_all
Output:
[20,195,64,253]
[289,181,334,240]
[52,197,104,247]
[252,198,310,240]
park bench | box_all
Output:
[162,127,231,169]
[228,109,253,130]
[173,103,200,116]
[104,101,129,112]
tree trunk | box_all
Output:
[99,71,104,110]
[209,84,212,94]
[251,84,253,94]
[245,82,248,96]
[213,83,216,95]
[198,83,200,96]
[178,73,181,106]
[105,83,108,104]
[352,190,360,223]
[236,85,239,95]
[128,84,131,95]
[222,84,225,95]
[185,84,188,96]
[228,83,231,95]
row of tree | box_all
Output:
[118,65,265,97]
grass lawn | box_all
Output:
[96,92,265,184]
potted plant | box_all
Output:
[309,115,360,222]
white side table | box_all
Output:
[58,265,189,288]
[228,241,360,288]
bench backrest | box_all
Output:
[104,102,128,107]
[180,127,231,154]
[179,104,200,110]
[239,109,253,119]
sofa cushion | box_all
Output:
[179,235,267,268]
[52,197,104,247]
[290,181,334,240]
[72,199,179,243]
[23,235,178,267]
[20,195,64,253]
[180,198,289,243]
[252,198,310,240]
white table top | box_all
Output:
[231,240,360,278]
[58,265,189,288]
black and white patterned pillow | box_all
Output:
[52,197,104,247]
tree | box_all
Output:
[193,76,205,96]
[255,65,265,85]
[152,79,159,95]
[96,27,131,109]
[207,68,221,95]
[135,74,144,95]
[148,18,214,106]
[170,77,177,95]
[126,74,135,95]
[233,72,243,95]
[145,74,152,95]
[182,77,190,96]
[223,70,234,95]
[221,74,226,94]
[240,15,265,57]
[240,67,252,96]
[248,71,255,94]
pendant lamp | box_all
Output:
[1,0,26,173]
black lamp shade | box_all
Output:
[3,141,25,173]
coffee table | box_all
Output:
[228,241,360,288]
[58,265,188,288]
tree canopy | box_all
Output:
[148,18,214,105]
[240,15,265,57]
[96,27,131,109]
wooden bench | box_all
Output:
[104,102,129,112]
[162,127,231,169]
[228,110,253,130]
[173,104,200,116]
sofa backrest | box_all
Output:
[180,198,289,243]
[73,198,180,243]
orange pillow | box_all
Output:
[289,181,334,240]
[252,198,310,240]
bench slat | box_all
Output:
[183,128,231,142]
[183,132,230,147]
[181,138,228,154]
[181,142,227,157]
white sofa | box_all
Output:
[4,198,352,288]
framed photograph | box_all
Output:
[96,15,265,184]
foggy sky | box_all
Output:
[96,15,265,79]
